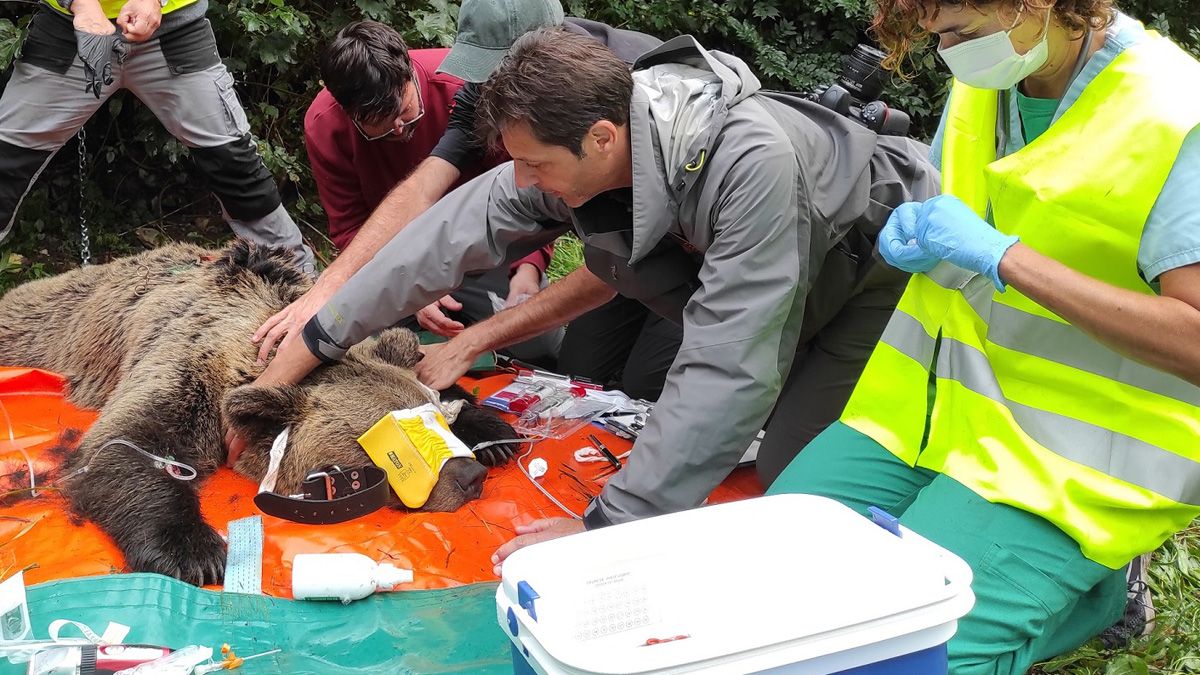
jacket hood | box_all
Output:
[626,36,761,263]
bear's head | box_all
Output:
[222,328,513,512]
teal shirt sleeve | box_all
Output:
[1138,125,1200,284]
[928,105,948,172]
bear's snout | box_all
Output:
[453,459,487,500]
[421,457,488,512]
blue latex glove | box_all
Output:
[879,201,940,274]
[915,195,1019,291]
[879,195,1020,291]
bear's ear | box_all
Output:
[222,384,308,437]
[354,328,421,369]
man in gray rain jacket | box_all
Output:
[241,28,939,559]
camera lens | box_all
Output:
[837,44,888,104]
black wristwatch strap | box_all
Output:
[254,466,389,525]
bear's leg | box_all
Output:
[61,385,227,585]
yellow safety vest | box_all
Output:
[841,31,1200,569]
[45,0,198,19]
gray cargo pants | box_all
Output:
[0,10,314,272]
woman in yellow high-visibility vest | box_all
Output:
[768,0,1200,671]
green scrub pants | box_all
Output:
[766,421,1128,675]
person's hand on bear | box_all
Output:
[116,0,162,42]
[491,518,585,575]
[253,280,338,365]
[416,339,481,390]
[416,295,466,337]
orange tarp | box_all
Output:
[0,367,763,597]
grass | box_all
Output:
[1035,522,1200,675]
[546,232,585,282]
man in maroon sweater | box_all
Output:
[301,21,560,362]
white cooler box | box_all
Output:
[497,494,975,674]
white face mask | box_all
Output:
[937,9,1052,90]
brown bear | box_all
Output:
[0,240,518,586]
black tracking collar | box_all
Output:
[254,465,389,525]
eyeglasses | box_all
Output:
[351,83,425,141]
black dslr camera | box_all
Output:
[817,44,911,137]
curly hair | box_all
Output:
[872,0,1117,75]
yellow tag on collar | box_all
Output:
[357,404,474,509]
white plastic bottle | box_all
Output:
[291,553,413,604]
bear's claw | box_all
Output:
[125,521,228,586]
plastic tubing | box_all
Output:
[471,437,581,520]
[0,396,37,497]
[55,437,198,484]
[101,439,198,480]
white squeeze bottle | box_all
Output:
[291,553,414,603]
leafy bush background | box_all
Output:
[0,0,1196,281]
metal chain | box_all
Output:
[77,127,91,267]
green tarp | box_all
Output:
[4,574,513,674]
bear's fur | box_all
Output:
[0,240,518,585]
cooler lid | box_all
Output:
[498,494,972,674]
